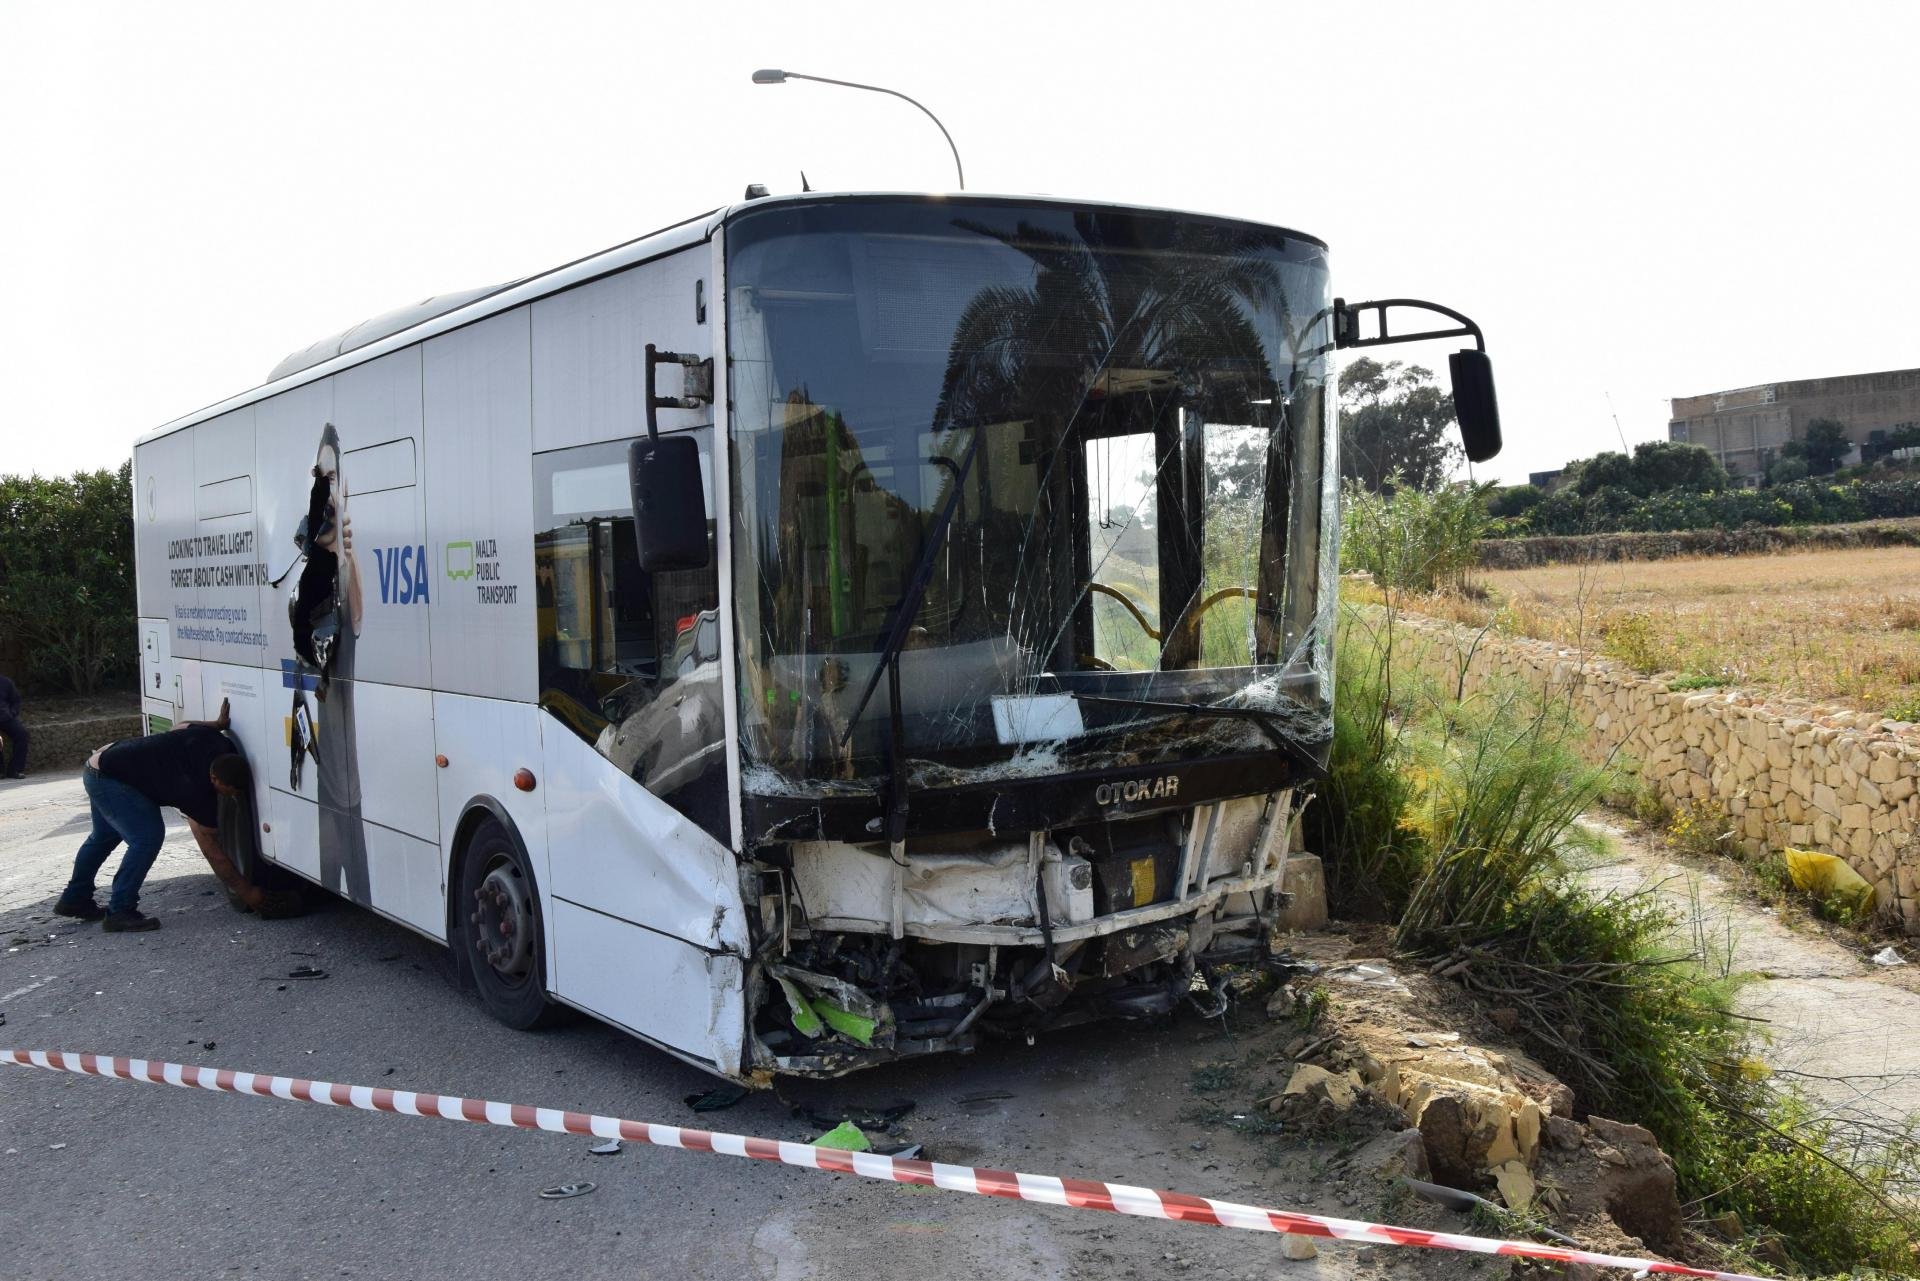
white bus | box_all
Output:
[133,192,1501,1081]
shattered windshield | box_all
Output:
[727,200,1335,794]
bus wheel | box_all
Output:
[459,818,570,1030]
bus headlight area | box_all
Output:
[742,789,1299,1076]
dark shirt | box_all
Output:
[98,725,233,827]
[0,675,19,721]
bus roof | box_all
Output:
[136,192,1324,448]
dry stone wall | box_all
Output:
[1395,613,1920,934]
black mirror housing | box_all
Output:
[628,435,708,572]
[1449,349,1503,463]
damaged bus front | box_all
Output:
[715,199,1345,1074]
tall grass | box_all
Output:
[1309,604,1920,1275]
[1341,475,1495,594]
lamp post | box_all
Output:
[751,69,965,191]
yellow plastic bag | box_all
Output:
[1781,847,1876,917]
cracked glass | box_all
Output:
[726,200,1334,800]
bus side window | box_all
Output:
[532,435,726,840]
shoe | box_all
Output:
[102,910,161,933]
[54,897,106,921]
[5,772,24,780]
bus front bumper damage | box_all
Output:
[744,792,1299,1077]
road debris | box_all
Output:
[1280,1233,1318,1260]
[287,966,327,980]
[812,1121,871,1152]
[588,1138,623,1156]
[1871,945,1906,966]
[684,1083,748,1112]
[536,1182,596,1199]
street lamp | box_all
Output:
[751,69,965,191]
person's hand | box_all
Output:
[214,697,230,729]
[339,515,353,556]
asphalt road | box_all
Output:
[0,770,1360,1281]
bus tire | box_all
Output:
[457,816,571,1030]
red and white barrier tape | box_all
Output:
[1,1048,1764,1280]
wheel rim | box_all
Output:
[471,856,535,984]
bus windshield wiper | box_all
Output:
[839,424,983,854]
[840,425,983,740]
[1067,691,1318,773]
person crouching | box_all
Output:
[54,698,301,931]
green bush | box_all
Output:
[0,464,136,693]
[1485,483,1544,518]
[1522,475,1920,537]
[1340,475,1494,594]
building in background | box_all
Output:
[1669,367,1920,483]
[1527,467,1567,491]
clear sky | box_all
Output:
[3,0,1915,485]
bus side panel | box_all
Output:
[331,349,432,691]
[190,407,266,672]
[363,821,445,941]
[134,429,198,672]
[268,780,322,881]
[422,307,537,704]
[193,659,273,813]
[549,901,744,1076]
[530,248,710,453]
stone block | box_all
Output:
[1274,854,1328,933]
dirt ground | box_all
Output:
[1578,811,1920,1137]
[1403,545,1920,718]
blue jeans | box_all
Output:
[64,767,166,914]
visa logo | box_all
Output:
[373,545,432,605]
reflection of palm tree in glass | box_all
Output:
[925,214,1293,680]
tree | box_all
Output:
[1486,483,1544,517]
[1569,450,1636,496]
[1629,440,1728,493]
[1765,456,1809,486]
[0,463,136,693]
[1781,418,1851,476]
[1338,357,1459,492]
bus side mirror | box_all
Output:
[628,435,708,571]
[1448,349,1503,463]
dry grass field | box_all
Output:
[1397,545,1920,720]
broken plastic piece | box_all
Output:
[812,1000,878,1046]
[1325,962,1405,991]
[685,1083,750,1112]
[812,1121,872,1152]
[588,1138,622,1156]
[537,1181,597,1199]
[775,975,825,1038]
[873,1142,923,1159]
